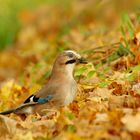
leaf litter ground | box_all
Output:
[1,3,140,140]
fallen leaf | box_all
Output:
[121,113,140,133]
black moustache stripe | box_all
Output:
[65,59,76,64]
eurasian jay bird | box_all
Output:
[0,50,87,115]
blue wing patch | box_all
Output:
[24,95,53,104]
[37,95,53,104]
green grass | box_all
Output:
[0,0,70,50]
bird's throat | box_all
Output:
[65,63,75,79]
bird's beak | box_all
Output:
[77,57,87,64]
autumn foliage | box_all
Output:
[1,0,140,140]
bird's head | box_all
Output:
[52,50,87,77]
[57,50,87,65]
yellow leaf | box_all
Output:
[13,131,33,140]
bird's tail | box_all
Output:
[0,103,36,115]
[0,109,16,115]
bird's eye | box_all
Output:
[68,53,74,58]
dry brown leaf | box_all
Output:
[0,115,17,137]
[121,113,140,133]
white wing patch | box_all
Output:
[29,96,34,102]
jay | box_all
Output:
[0,50,87,115]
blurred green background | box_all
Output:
[0,0,70,49]
[0,0,140,50]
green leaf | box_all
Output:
[65,112,75,120]
[118,43,134,56]
[103,67,110,74]
[65,124,76,132]
[125,73,136,82]
[95,62,102,69]
[74,67,87,77]
[131,65,140,72]
[107,52,120,63]
[87,70,96,79]
[98,82,109,88]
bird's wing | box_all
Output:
[23,81,62,108]
[23,84,55,104]
[0,94,53,115]
[23,94,53,104]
